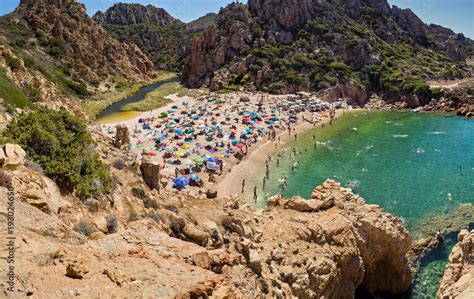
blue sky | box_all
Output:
[1,0,472,38]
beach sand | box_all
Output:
[94,91,348,197]
[215,109,345,198]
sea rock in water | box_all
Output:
[438,229,474,298]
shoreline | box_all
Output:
[215,109,347,198]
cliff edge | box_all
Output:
[438,229,474,298]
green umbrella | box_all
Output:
[193,157,204,163]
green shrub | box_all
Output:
[65,79,90,96]
[1,108,112,199]
[268,82,286,93]
[0,67,31,109]
[22,84,43,102]
[5,54,24,71]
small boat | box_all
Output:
[412,107,422,113]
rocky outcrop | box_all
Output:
[93,3,215,70]
[263,180,412,296]
[14,0,154,87]
[182,0,472,95]
[114,125,130,149]
[93,3,180,27]
[438,229,474,298]
[0,143,26,170]
[140,157,161,190]
[10,167,62,215]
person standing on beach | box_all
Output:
[253,186,258,202]
[241,179,246,194]
[277,159,280,167]
[294,133,298,141]
[263,176,266,189]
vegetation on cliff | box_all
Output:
[1,108,111,198]
[93,3,216,72]
[182,0,473,100]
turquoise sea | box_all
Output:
[247,110,474,298]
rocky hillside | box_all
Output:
[94,4,216,71]
[0,123,413,297]
[187,13,218,33]
[0,0,154,116]
[182,0,473,104]
[438,229,474,298]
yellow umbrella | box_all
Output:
[215,154,224,159]
[181,144,190,149]
[176,151,185,157]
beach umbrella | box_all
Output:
[193,157,204,163]
[235,143,245,148]
[207,157,219,163]
[143,151,157,156]
[174,129,183,135]
[190,173,199,181]
[174,176,189,188]
[181,144,190,149]
[176,151,185,157]
[160,112,168,118]
[232,140,239,145]
[215,154,225,159]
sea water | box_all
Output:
[248,110,474,298]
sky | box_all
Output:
[1,0,472,38]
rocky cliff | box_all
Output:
[182,0,473,101]
[93,3,180,27]
[0,131,413,299]
[438,229,474,298]
[93,4,215,71]
[12,0,154,88]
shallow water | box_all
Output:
[96,77,179,124]
[247,110,474,297]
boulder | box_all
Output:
[1,144,26,169]
[11,168,61,214]
[248,249,262,275]
[66,258,90,279]
[140,157,160,190]
[114,125,130,149]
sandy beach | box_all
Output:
[216,109,345,197]
[96,91,349,197]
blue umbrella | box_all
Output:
[207,157,219,163]
[190,174,199,181]
[232,140,239,145]
[174,176,189,188]
[174,129,183,135]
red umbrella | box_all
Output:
[235,143,245,148]
[143,151,157,156]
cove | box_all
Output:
[96,77,179,123]
[247,110,474,298]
